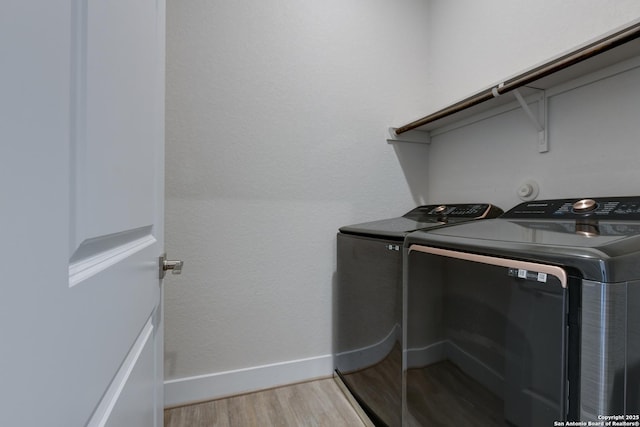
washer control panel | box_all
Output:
[404,203,502,221]
[503,197,640,220]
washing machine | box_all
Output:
[404,196,640,426]
[334,203,503,427]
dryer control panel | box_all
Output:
[503,197,640,220]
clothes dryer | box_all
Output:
[335,203,502,427]
[404,197,640,426]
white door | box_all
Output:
[1,1,167,426]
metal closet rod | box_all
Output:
[394,21,640,135]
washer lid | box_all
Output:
[406,199,640,282]
[339,203,502,240]
[339,217,445,240]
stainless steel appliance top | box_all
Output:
[339,203,502,241]
[406,196,640,282]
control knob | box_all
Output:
[433,205,447,214]
[572,199,597,213]
[434,205,448,223]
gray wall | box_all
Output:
[164,0,640,404]
[164,0,431,403]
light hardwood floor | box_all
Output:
[164,378,371,427]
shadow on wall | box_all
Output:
[390,141,430,205]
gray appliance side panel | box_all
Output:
[580,280,627,419]
[627,280,640,414]
[335,233,402,362]
[335,232,403,427]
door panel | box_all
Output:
[1,1,165,426]
[95,319,156,427]
[72,0,161,249]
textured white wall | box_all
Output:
[164,0,431,387]
[426,0,640,112]
[424,1,640,210]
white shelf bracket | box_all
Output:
[386,127,431,144]
[513,88,548,153]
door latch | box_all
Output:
[159,253,183,279]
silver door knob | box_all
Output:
[159,253,184,279]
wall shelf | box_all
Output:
[391,19,640,146]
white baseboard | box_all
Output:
[164,354,334,408]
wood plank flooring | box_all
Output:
[164,378,370,427]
